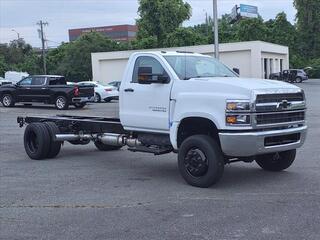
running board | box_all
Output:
[128,146,173,155]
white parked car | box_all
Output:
[78,81,118,102]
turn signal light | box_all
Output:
[226,116,237,124]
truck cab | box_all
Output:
[120,51,306,149]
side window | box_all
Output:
[49,77,66,85]
[132,56,168,83]
[19,77,32,86]
[31,77,46,85]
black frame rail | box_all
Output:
[17,115,126,134]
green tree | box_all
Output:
[235,17,268,41]
[218,14,238,43]
[294,0,320,59]
[0,55,8,76]
[136,0,191,46]
[163,27,208,47]
[266,12,296,47]
[0,39,41,75]
[47,32,120,82]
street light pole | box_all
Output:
[11,29,20,39]
[213,0,219,59]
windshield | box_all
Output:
[164,55,237,80]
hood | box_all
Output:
[0,83,16,88]
[191,77,300,91]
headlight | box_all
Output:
[226,100,250,112]
[226,100,251,125]
[226,115,251,125]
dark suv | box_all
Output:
[270,69,308,83]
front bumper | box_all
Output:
[219,126,307,157]
[72,96,94,103]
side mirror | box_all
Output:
[138,67,169,84]
[233,68,240,75]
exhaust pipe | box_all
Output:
[54,133,141,147]
[99,133,124,146]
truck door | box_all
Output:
[16,77,33,101]
[30,76,49,101]
[120,55,173,132]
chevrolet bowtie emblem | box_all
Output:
[277,100,291,110]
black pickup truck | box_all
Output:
[0,75,94,110]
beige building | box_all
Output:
[91,40,289,83]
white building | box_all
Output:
[91,40,289,83]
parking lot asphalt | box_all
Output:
[1,80,320,240]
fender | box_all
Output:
[169,113,221,150]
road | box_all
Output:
[1,80,320,240]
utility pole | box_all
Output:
[212,0,219,59]
[205,12,209,36]
[37,20,48,74]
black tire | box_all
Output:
[94,93,101,103]
[94,141,122,151]
[104,98,111,103]
[74,103,86,109]
[255,149,296,172]
[24,123,51,160]
[1,93,15,107]
[178,135,224,188]
[295,77,303,83]
[55,96,69,110]
[43,122,62,158]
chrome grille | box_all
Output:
[254,91,306,127]
[256,111,305,125]
[256,93,304,104]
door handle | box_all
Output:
[41,88,47,90]
[124,88,134,92]
[26,88,31,90]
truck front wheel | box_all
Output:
[1,94,15,107]
[255,149,296,171]
[178,135,224,188]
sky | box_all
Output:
[0,0,297,48]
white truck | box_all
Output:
[17,51,307,188]
[4,71,29,84]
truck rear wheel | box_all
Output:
[94,141,122,151]
[178,135,224,188]
[1,93,15,107]
[55,96,69,110]
[24,123,51,160]
[43,122,62,158]
[255,149,296,171]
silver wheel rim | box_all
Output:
[56,97,65,109]
[3,95,11,106]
